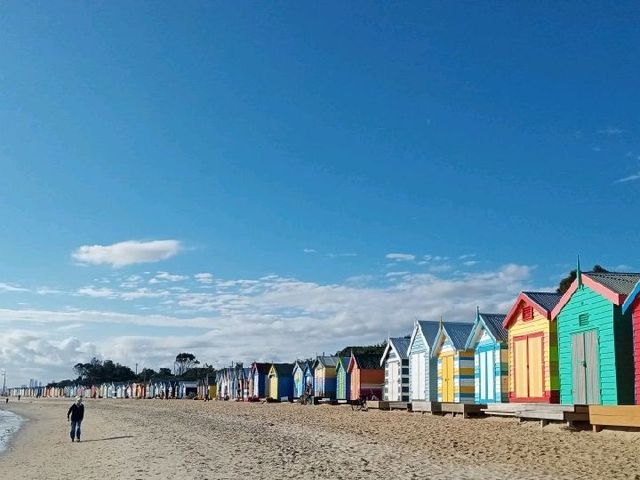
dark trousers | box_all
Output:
[70,420,82,440]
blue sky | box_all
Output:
[1,2,639,384]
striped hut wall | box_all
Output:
[456,350,475,404]
[497,345,509,402]
[400,358,410,402]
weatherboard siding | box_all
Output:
[408,330,437,402]
[556,285,634,405]
[507,305,558,402]
[437,337,475,403]
[473,329,508,403]
[632,303,640,404]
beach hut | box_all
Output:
[407,320,441,403]
[551,267,640,405]
[267,363,295,401]
[380,337,411,402]
[313,356,339,399]
[622,279,640,404]
[303,362,315,396]
[347,354,384,401]
[335,356,351,401]
[503,291,563,403]
[249,362,270,399]
[431,321,475,403]
[292,360,311,398]
[465,308,508,404]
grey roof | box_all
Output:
[315,356,339,368]
[388,337,410,360]
[479,313,507,342]
[584,272,640,295]
[443,322,474,350]
[416,320,441,347]
[523,291,563,312]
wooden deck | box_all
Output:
[589,405,640,432]
[388,401,411,411]
[411,401,442,414]
[483,403,589,426]
[437,402,486,418]
[367,400,390,410]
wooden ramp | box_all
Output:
[367,400,390,410]
[589,405,640,432]
[388,401,411,411]
[438,402,485,418]
[483,403,589,425]
[411,401,442,414]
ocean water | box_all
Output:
[0,409,23,453]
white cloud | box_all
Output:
[616,172,640,183]
[303,248,316,254]
[385,253,415,262]
[386,271,409,278]
[463,260,479,267]
[0,282,29,293]
[194,273,214,284]
[72,240,182,268]
[77,287,115,298]
[327,253,358,258]
[598,126,624,136]
[149,271,188,284]
[458,254,476,260]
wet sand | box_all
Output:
[1,398,640,479]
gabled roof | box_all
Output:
[431,321,474,357]
[380,336,410,366]
[314,356,339,369]
[622,279,640,314]
[551,271,640,318]
[465,311,507,349]
[269,363,295,377]
[503,291,562,328]
[348,353,383,372]
[335,356,350,371]
[407,320,440,353]
[250,362,271,375]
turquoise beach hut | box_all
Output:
[464,308,508,404]
[335,356,351,401]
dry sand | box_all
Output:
[1,398,640,479]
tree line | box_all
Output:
[47,352,215,388]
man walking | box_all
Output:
[67,396,84,442]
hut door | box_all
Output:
[388,363,398,401]
[411,353,425,400]
[527,335,544,398]
[478,347,495,402]
[514,334,544,399]
[571,330,600,404]
[441,355,454,402]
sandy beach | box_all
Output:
[1,399,640,480]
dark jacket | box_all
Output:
[67,403,84,422]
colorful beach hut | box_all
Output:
[292,360,309,398]
[551,268,639,405]
[313,356,339,399]
[250,362,270,399]
[303,362,315,396]
[503,291,562,403]
[407,320,440,402]
[267,363,295,401]
[347,354,384,401]
[380,337,410,402]
[464,308,507,404]
[335,356,351,401]
[622,280,640,404]
[431,321,475,403]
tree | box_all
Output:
[137,368,156,382]
[157,368,173,378]
[557,264,608,294]
[335,343,386,357]
[174,352,199,376]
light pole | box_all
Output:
[1,369,6,397]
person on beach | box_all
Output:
[67,396,84,442]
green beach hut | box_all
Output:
[551,265,640,405]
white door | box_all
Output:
[388,363,397,401]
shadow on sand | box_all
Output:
[80,435,134,443]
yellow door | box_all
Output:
[528,335,544,398]
[442,355,454,402]
[269,376,278,399]
[514,338,528,398]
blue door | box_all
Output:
[477,345,496,403]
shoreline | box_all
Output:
[0,407,25,455]
[1,398,640,479]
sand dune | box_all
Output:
[2,399,640,479]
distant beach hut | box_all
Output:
[249,362,270,399]
[503,290,562,403]
[464,308,508,404]
[407,320,440,403]
[267,363,295,401]
[335,357,351,401]
[622,279,640,404]
[551,267,640,405]
[380,337,411,402]
[292,360,309,398]
[313,356,339,399]
[432,321,475,403]
[347,353,384,401]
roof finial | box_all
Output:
[439,315,444,328]
[577,254,582,288]
[476,305,480,321]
